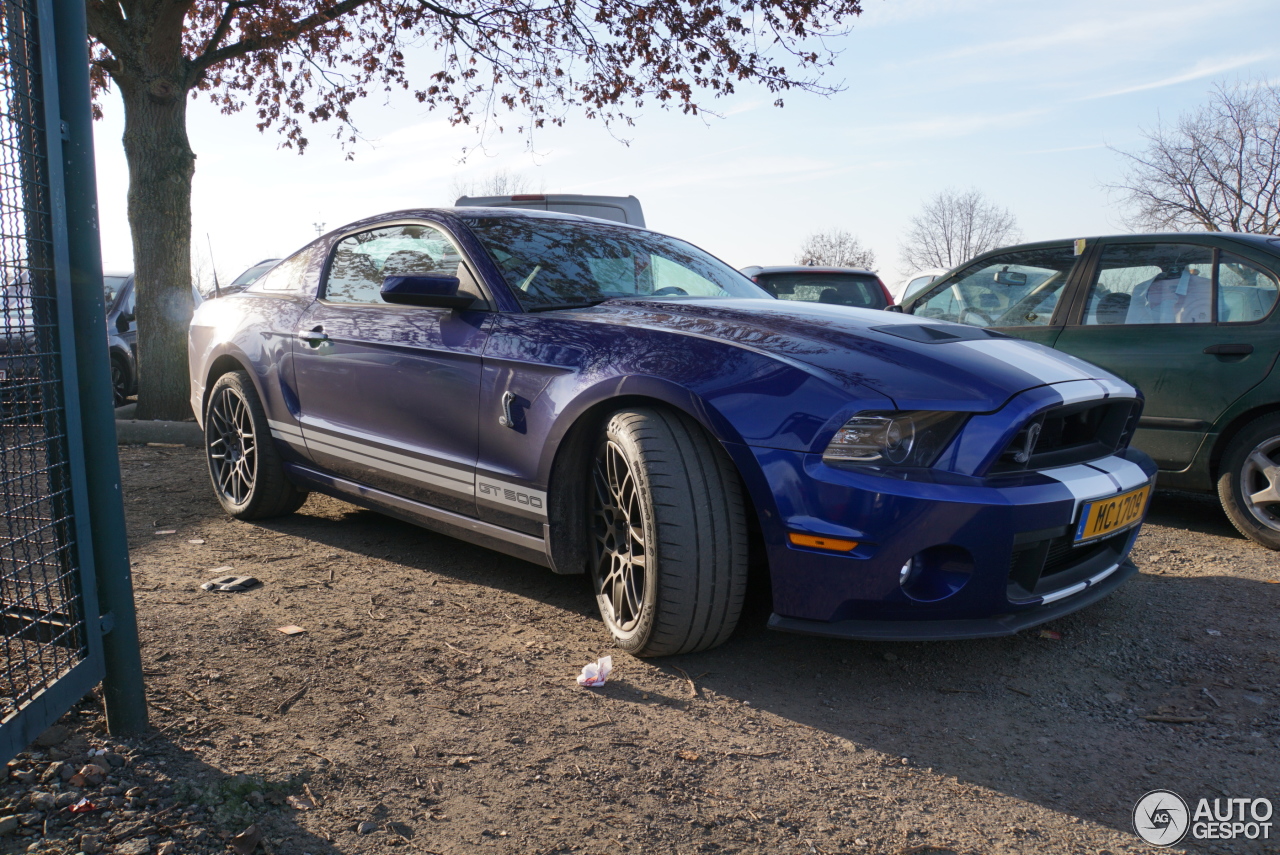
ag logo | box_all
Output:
[1133,789,1190,846]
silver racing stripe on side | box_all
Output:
[304,436,475,498]
[302,427,474,487]
[475,476,548,518]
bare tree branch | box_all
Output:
[899,188,1020,273]
[796,228,875,269]
[1108,79,1280,235]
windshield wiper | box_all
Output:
[524,298,610,313]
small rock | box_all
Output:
[80,834,103,855]
[0,815,16,835]
[100,785,122,797]
[1205,628,1222,636]
[40,763,65,784]
[28,793,54,812]
[883,652,898,662]
[54,792,79,809]
[10,770,35,785]
[1104,692,1124,704]
[77,765,106,786]
[103,754,126,769]
[34,726,69,748]
[114,838,150,855]
[155,842,177,855]
[357,821,379,835]
[245,791,264,807]
[17,813,40,827]
[124,787,144,800]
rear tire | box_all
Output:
[204,371,308,520]
[590,407,749,656]
[1217,413,1280,550]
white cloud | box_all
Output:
[1077,52,1276,100]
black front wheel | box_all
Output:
[110,356,129,408]
[204,370,308,520]
[590,407,749,656]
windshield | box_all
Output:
[464,217,771,310]
[103,275,129,306]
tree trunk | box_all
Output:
[119,76,196,421]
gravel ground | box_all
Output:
[2,444,1277,855]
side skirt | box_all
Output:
[284,463,552,569]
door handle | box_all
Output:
[297,327,330,348]
[1203,343,1253,355]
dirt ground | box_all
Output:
[5,444,1279,855]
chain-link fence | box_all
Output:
[0,0,143,757]
[0,0,89,724]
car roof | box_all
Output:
[315,206,645,244]
[740,265,879,276]
[968,233,1280,258]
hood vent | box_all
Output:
[870,324,1009,344]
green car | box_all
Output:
[902,234,1280,550]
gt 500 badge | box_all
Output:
[476,477,547,517]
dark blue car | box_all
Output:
[189,209,1157,655]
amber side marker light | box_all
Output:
[788,533,859,552]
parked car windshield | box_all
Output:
[465,216,771,310]
[103,275,129,306]
[755,271,886,309]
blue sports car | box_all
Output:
[189,209,1157,655]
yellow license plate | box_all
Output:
[1074,484,1151,543]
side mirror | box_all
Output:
[116,312,134,332]
[885,304,905,313]
[380,275,474,310]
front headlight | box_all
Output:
[822,410,968,468]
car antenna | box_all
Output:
[206,233,221,298]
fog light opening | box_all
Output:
[900,545,974,602]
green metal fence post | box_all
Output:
[50,0,147,734]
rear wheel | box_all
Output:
[590,407,748,656]
[1217,414,1280,550]
[204,371,308,520]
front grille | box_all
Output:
[990,398,1141,474]
[1008,529,1131,601]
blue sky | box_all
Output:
[91,0,1278,288]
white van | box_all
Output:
[454,194,645,227]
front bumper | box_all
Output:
[728,442,1156,632]
[768,560,1137,640]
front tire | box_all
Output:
[204,371,308,520]
[1217,414,1280,550]
[110,355,129,408]
[590,408,749,656]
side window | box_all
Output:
[1218,253,1279,323]
[324,223,487,307]
[1083,243,1213,325]
[912,245,1077,327]
[255,248,318,294]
